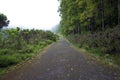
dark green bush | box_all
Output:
[0,49,13,55]
[0,55,19,68]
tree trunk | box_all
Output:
[77,23,81,34]
[101,0,104,30]
[118,0,120,24]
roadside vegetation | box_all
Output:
[0,27,58,76]
[67,25,120,66]
[58,0,120,67]
[0,13,59,76]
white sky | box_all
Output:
[0,0,61,30]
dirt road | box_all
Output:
[1,39,120,80]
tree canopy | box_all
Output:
[58,0,119,35]
[0,13,9,29]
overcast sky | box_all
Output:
[0,0,61,30]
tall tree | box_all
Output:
[101,0,104,30]
[118,0,120,24]
[58,0,119,35]
[0,13,9,29]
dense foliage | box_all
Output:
[0,28,58,68]
[0,13,9,29]
[58,0,119,35]
[58,0,120,65]
[67,26,120,55]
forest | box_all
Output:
[58,0,120,66]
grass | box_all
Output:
[0,40,54,77]
[86,48,120,67]
[75,44,120,68]
[0,55,20,68]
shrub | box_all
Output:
[0,28,57,69]
[19,46,34,53]
[19,54,32,60]
[0,55,19,68]
[0,49,13,55]
[67,26,120,55]
[45,40,53,44]
[39,41,47,47]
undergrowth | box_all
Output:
[67,25,120,67]
[0,28,58,76]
